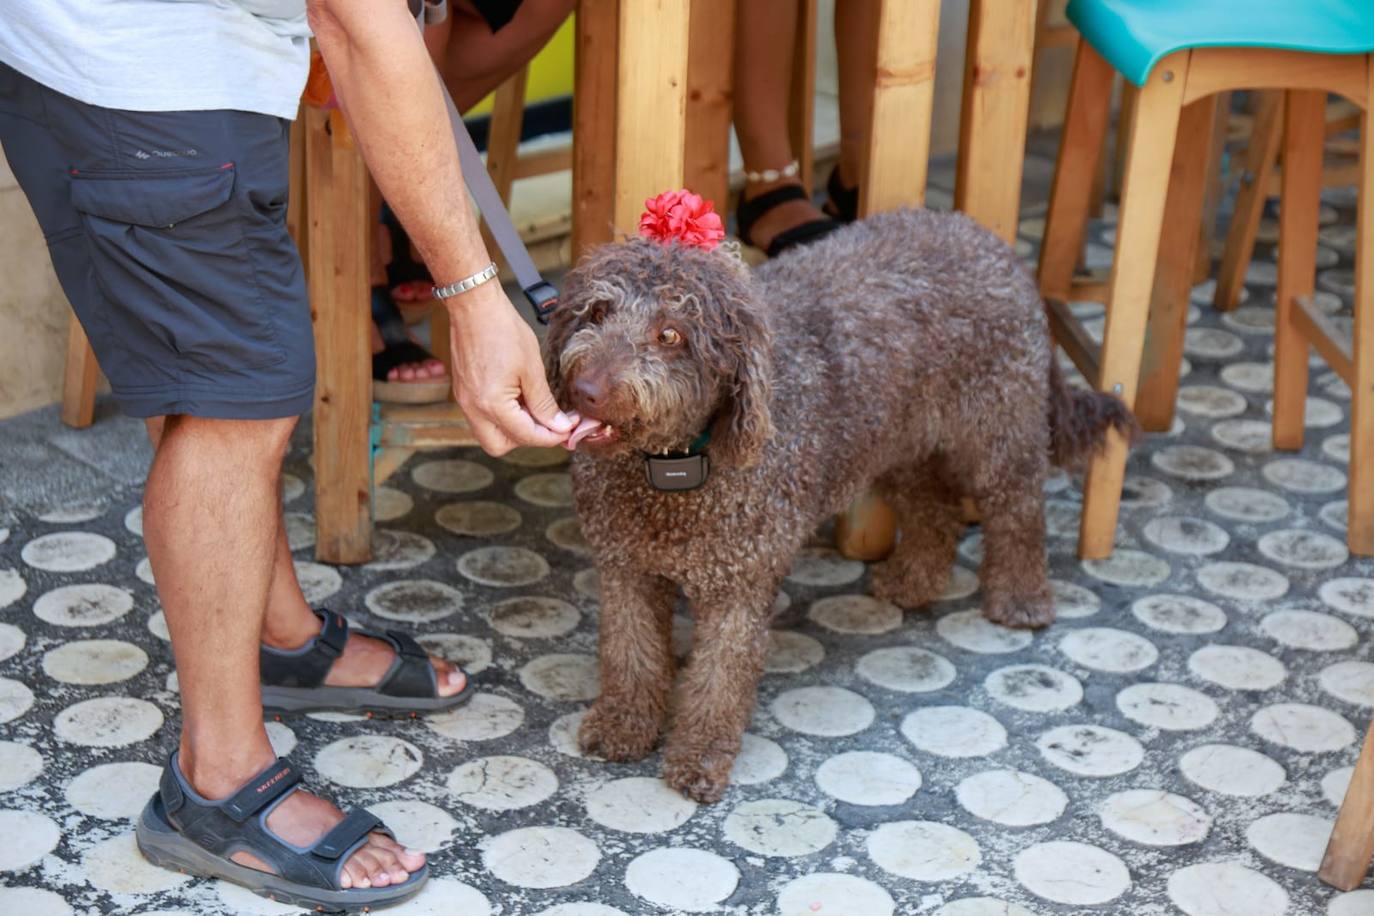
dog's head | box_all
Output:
[546,240,774,467]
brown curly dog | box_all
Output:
[545,207,1136,803]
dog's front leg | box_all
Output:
[579,567,676,762]
[663,588,772,804]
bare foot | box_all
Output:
[740,178,830,253]
[188,752,424,889]
[265,614,466,698]
[369,319,447,384]
[325,628,467,697]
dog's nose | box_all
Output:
[572,374,608,412]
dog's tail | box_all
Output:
[1047,357,1141,469]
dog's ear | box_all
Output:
[710,296,774,468]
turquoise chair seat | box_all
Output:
[1066,0,1374,86]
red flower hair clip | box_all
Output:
[638,189,726,251]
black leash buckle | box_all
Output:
[524,281,560,325]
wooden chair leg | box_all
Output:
[59,313,98,429]
[1077,52,1191,559]
[1193,92,1230,284]
[1348,78,1374,555]
[306,107,374,564]
[1038,40,1114,301]
[955,0,1036,243]
[684,0,737,209]
[571,0,620,261]
[1320,715,1374,890]
[1272,90,1326,452]
[789,0,818,193]
[1214,91,1283,312]
[1134,96,1218,432]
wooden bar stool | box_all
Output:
[1039,0,1374,559]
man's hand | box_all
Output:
[309,0,571,454]
[446,283,576,455]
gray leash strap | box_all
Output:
[439,82,559,322]
[410,0,558,322]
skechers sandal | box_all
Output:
[136,753,427,913]
[260,609,472,716]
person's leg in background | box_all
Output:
[831,0,880,215]
[731,0,832,253]
[367,0,574,388]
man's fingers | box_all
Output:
[494,399,573,449]
[520,358,575,433]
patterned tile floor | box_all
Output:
[4,162,1374,915]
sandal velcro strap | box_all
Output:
[378,631,439,699]
[314,809,387,860]
[259,610,351,689]
[765,217,840,258]
[737,184,809,249]
[222,760,303,822]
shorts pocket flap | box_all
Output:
[70,166,236,229]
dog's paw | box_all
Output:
[983,593,1056,630]
[578,703,660,762]
[663,747,735,805]
[870,560,947,610]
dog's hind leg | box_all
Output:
[958,448,1055,630]
[663,581,777,804]
[869,461,964,610]
[579,568,677,762]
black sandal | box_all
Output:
[824,163,859,224]
[371,286,451,405]
[136,753,427,913]
[382,205,435,322]
[260,609,473,717]
[736,184,841,258]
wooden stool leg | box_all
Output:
[955,0,1035,243]
[1077,53,1191,559]
[571,0,620,261]
[1038,41,1114,301]
[1272,90,1326,452]
[612,0,690,229]
[1320,715,1374,890]
[482,65,529,262]
[684,0,737,209]
[836,0,939,563]
[859,0,939,213]
[1193,92,1230,284]
[59,313,98,429]
[307,108,374,564]
[1348,81,1374,554]
[1134,96,1218,432]
[1214,91,1283,312]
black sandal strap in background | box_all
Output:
[826,164,859,223]
[373,340,441,383]
[737,183,841,258]
[260,610,350,689]
[378,631,440,698]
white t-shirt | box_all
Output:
[0,1,311,120]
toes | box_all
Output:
[432,657,467,696]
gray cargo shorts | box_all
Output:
[0,61,314,419]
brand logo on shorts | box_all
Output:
[133,148,200,160]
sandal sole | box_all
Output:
[371,378,451,405]
[261,682,475,718]
[136,796,426,914]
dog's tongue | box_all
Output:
[565,417,604,451]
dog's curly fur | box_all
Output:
[546,208,1136,803]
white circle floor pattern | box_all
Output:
[3,173,1374,913]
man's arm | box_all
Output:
[307,0,575,454]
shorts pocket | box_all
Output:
[69,164,286,374]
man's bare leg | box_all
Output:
[142,414,424,888]
[144,418,465,697]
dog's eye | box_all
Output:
[658,327,683,347]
